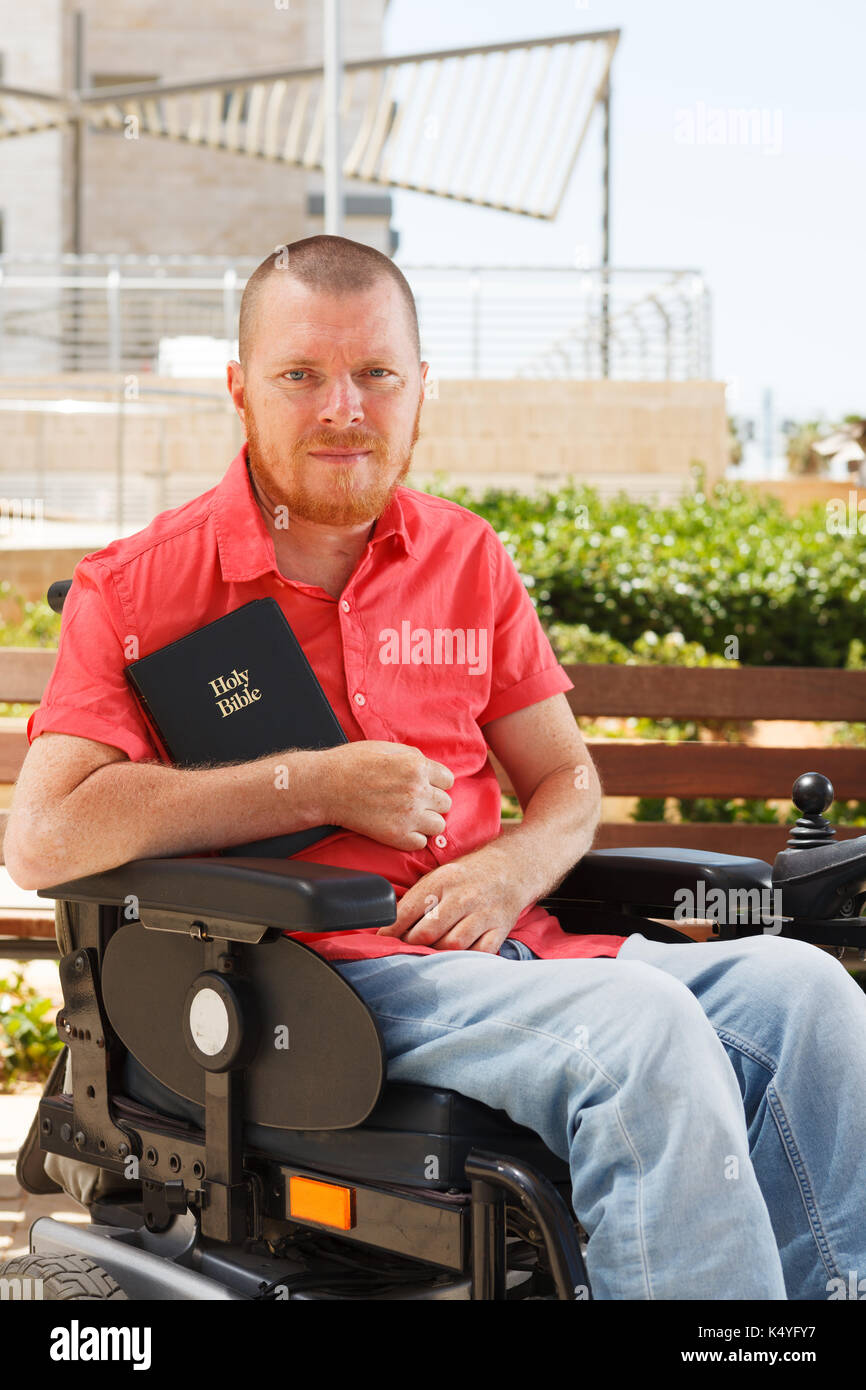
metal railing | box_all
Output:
[0,255,712,381]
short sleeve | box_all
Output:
[26,556,159,763]
[476,527,574,728]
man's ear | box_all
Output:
[226,360,245,427]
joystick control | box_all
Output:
[785,772,836,849]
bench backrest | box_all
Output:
[2,645,865,861]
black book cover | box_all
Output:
[124,597,347,858]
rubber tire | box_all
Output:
[0,1253,129,1300]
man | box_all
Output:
[6,236,865,1301]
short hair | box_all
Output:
[237,234,421,368]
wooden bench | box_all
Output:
[2,647,866,952]
[493,663,866,858]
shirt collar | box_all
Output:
[214,441,418,583]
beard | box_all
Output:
[244,395,421,527]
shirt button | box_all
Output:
[434,834,447,848]
[354,692,366,706]
[341,599,350,612]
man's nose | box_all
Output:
[317,377,365,429]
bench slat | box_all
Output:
[0,719,29,781]
[592,821,864,858]
[0,913,56,940]
[562,664,866,720]
[491,741,866,800]
[0,648,58,702]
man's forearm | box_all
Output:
[470,764,602,911]
[14,748,328,888]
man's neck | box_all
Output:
[247,460,376,598]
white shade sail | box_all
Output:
[0,29,620,221]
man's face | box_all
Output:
[230,276,427,528]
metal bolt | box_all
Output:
[217,954,235,973]
[60,1123,72,1143]
[74,1131,86,1150]
[118,1142,129,1157]
[74,954,85,972]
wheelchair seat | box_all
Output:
[117,1052,572,1191]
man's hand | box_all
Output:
[320,741,454,851]
[376,848,528,954]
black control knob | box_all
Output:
[787,772,836,848]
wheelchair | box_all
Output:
[5,585,866,1300]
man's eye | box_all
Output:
[283,368,391,382]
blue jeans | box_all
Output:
[332,932,866,1300]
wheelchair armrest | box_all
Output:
[36,855,396,933]
[542,847,772,912]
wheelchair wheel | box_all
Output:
[0,1253,129,1300]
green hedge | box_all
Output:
[5,472,865,668]
[437,466,865,668]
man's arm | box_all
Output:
[481,691,602,902]
[2,732,331,890]
[376,692,602,951]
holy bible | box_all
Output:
[124,597,348,858]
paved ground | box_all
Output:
[0,1084,90,1262]
[0,955,87,1262]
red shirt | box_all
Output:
[27,443,626,964]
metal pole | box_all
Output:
[471,271,481,377]
[600,73,611,378]
[323,0,343,235]
[106,268,120,373]
[762,387,774,471]
[116,384,125,533]
[159,411,168,515]
[223,268,237,346]
[71,10,85,254]
[66,11,87,374]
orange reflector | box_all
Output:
[289,1175,355,1230]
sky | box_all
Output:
[382,0,865,427]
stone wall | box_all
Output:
[0,375,730,599]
